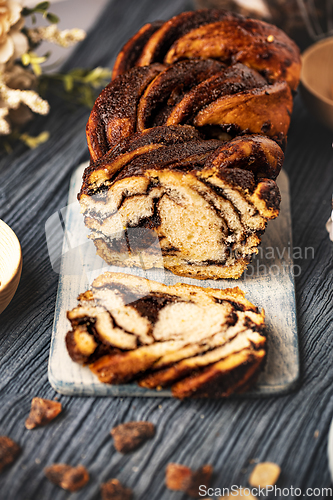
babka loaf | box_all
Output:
[66,272,266,398]
[79,9,301,280]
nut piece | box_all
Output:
[44,463,89,491]
[0,436,21,473]
[111,421,155,453]
[186,465,213,498]
[165,463,192,491]
[101,478,133,500]
[166,462,213,498]
[249,462,281,487]
[25,398,62,429]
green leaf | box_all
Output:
[21,53,31,66]
[20,131,50,149]
[46,12,60,24]
[21,7,33,16]
[63,75,74,92]
[32,62,42,76]
[35,2,50,11]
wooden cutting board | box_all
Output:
[48,163,299,397]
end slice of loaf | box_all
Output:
[66,272,266,398]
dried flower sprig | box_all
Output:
[21,1,59,25]
[27,24,86,48]
[0,1,111,151]
[39,67,112,108]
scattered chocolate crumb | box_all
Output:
[165,463,213,498]
[44,463,89,491]
[165,463,192,491]
[101,478,133,500]
[111,421,155,453]
[249,462,281,487]
[0,436,21,473]
[25,398,62,429]
[186,465,213,498]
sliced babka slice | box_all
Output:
[79,127,282,280]
[66,272,266,398]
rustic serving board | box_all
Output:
[48,162,299,397]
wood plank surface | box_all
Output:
[0,0,333,498]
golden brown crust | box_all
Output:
[193,81,293,145]
[81,125,201,192]
[113,10,300,90]
[112,21,164,80]
[137,9,233,66]
[203,134,284,180]
[86,65,164,161]
[164,17,300,90]
[171,349,266,398]
[166,62,267,126]
[136,59,225,131]
[88,9,300,163]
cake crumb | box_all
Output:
[111,421,155,453]
[25,398,62,429]
[101,478,133,500]
[166,462,213,498]
[314,430,319,439]
[44,463,89,491]
[249,462,281,487]
[0,436,21,472]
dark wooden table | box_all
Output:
[1,0,333,498]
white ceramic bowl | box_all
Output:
[0,220,22,314]
[300,37,333,130]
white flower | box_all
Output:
[0,0,28,64]
[3,62,37,89]
[0,105,9,133]
[28,24,86,48]
[0,66,50,134]
[0,82,49,114]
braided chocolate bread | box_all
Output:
[79,9,301,280]
[66,272,266,398]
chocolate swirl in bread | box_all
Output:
[80,126,282,279]
[80,9,300,280]
[66,272,266,398]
